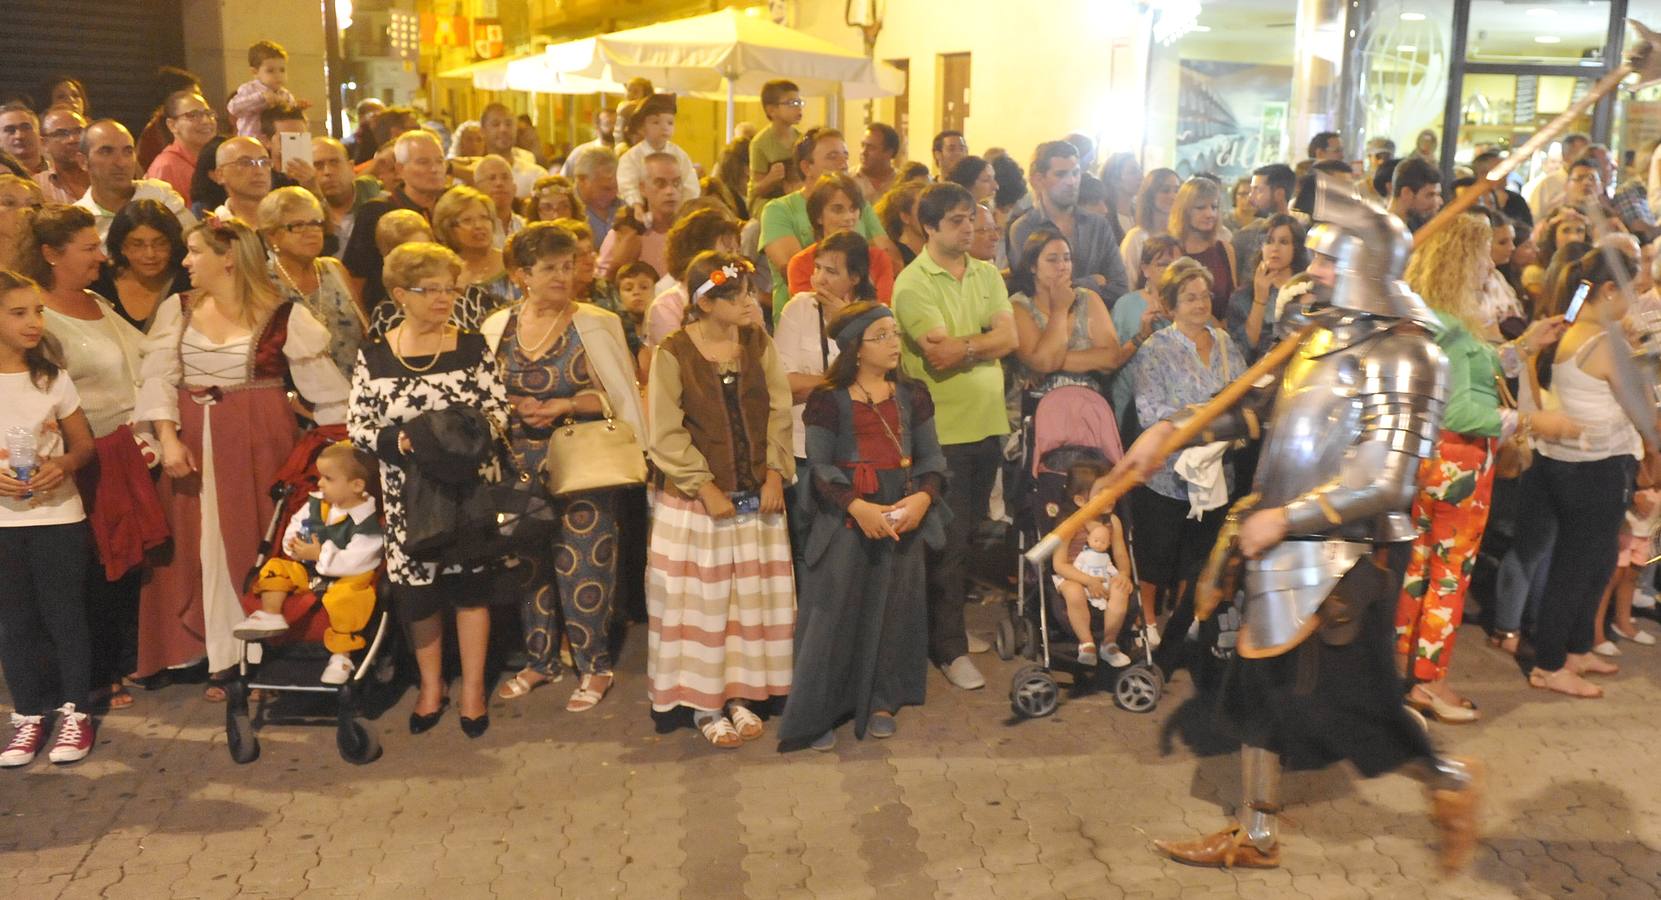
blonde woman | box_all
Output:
[1169,178,1237,319]
[1395,212,1575,720]
[1117,168,1179,283]
[258,186,364,377]
[136,217,350,696]
[0,174,44,271]
[429,185,517,330]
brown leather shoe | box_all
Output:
[1153,823,1281,869]
[1429,758,1484,875]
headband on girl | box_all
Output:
[201,212,241,241]
[692,261,752,302]
[832,305,894,356]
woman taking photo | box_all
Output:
[20,205,152,710]
[1526,248,1649,699]
[646,252,795,749]
[1118,167,1180,282]
[482,223,644,713]
[349,242,510,736]
[1009,228,1132,399]
[1129,258,1245,658]
[1107,234,1182,430]
[776,230,881,465]
[91,200,190,333]
[1225,213,1306,362]
[258,187,364,378]
[778,302,948,751]
[1169,178,1237,319]
[137,217,350,698]
[786,174,897,304]
[1395,212,1576,721]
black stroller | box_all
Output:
[996,386,1164,718]
[224,426,394,765]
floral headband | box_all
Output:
[200,212,242,242]
[692,261,753,301]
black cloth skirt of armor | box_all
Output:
[1214,542,1435,777]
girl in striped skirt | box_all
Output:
[645,251,796,748]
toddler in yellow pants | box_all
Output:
[233,443,382,684]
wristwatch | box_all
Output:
[962,338,978,364]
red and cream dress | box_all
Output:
[135,294,350,677]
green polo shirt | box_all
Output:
[892,248,1013,446]
[749,126,799,176]
[758,190,885,311]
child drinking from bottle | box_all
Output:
[1050,464,1135,667]
[0,271,98,766]
[232,441,382,685]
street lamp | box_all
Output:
[846,0,885,54]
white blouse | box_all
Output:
[774,292,842,460]
[137,295,350,426]
[43,293,144,439]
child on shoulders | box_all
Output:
[227,40,308,138]
[615,93,700,209]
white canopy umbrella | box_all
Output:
[543,8,901,137]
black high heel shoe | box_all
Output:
[409,698,449,734]
[460,713,490,738]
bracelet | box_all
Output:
[962,338,978,364]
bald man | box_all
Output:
[209,136,274,223]
[72,119,195,245]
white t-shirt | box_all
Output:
[0,370,87,527]
[774,292,841,460]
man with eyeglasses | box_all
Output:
[208,137,274,224]
[0,104,46,176]
[32,106,88,204]
[750,79,802,207]
[145,90,216,200]
[343,130,451,303]
[73,119,195,246]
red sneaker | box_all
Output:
[1,713,46,767]
[47,704,93,764]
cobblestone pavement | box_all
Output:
[4,602,1661,900]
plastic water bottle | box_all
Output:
[5,427,37,500]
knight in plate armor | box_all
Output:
[1117,173,1483,872]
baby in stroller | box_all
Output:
[232,441,382,684]
[1051,463,1135,666]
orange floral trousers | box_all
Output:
[1396,431,1498,683]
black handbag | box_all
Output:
[401,409,557,562]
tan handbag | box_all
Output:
[1494,368,1533,480]
[538,391,647,496]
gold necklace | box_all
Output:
[273,255,319,300]
[391,324,451,373]
[516,303,571,356]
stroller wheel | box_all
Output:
[1113,664,1163,713]
[1017,618,1039,659]
[337,717,382,764]
[225,683,260,764]
[1010,666,1059,718]
[994,618,1016,661]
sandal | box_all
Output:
[565,672,612,713]
[497,670,558,700]
[1405,686,1479,724]
[1528,667,1603,698]
[727,704,765,741]
[1486,630,1520,654]
[93,683,134,710]
[696,714,742,749]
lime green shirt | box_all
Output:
[758,191,885,312]
[749,126,799,176]
[892,248,1014,445]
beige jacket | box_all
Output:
[481,302,646,440]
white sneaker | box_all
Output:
[1102,644,1133,667]
[1612,624,1658,646]
[1594,640,1621,657]
[231,610,289,641]
[939,656,985,690]
[1148,623,1164,648]
[1077,643,1099,666]
[321,654,354,686]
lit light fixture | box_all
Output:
[1535,35,1562,44]
[1192,25,1211,32]
[1398,44,1419,53]
[1527,7,1558,17]
[1401,12,1426,21]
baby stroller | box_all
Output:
[998,385,1164,718]
[223,425,393,765]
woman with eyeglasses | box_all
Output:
[144,91,217,202]
[777,302,947,752]
[433,185,517,330]
[91,199,190,333]
[645,251,796,749]
[258,187,364,377]
[136,217,350,700]
[0,174,44,271]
